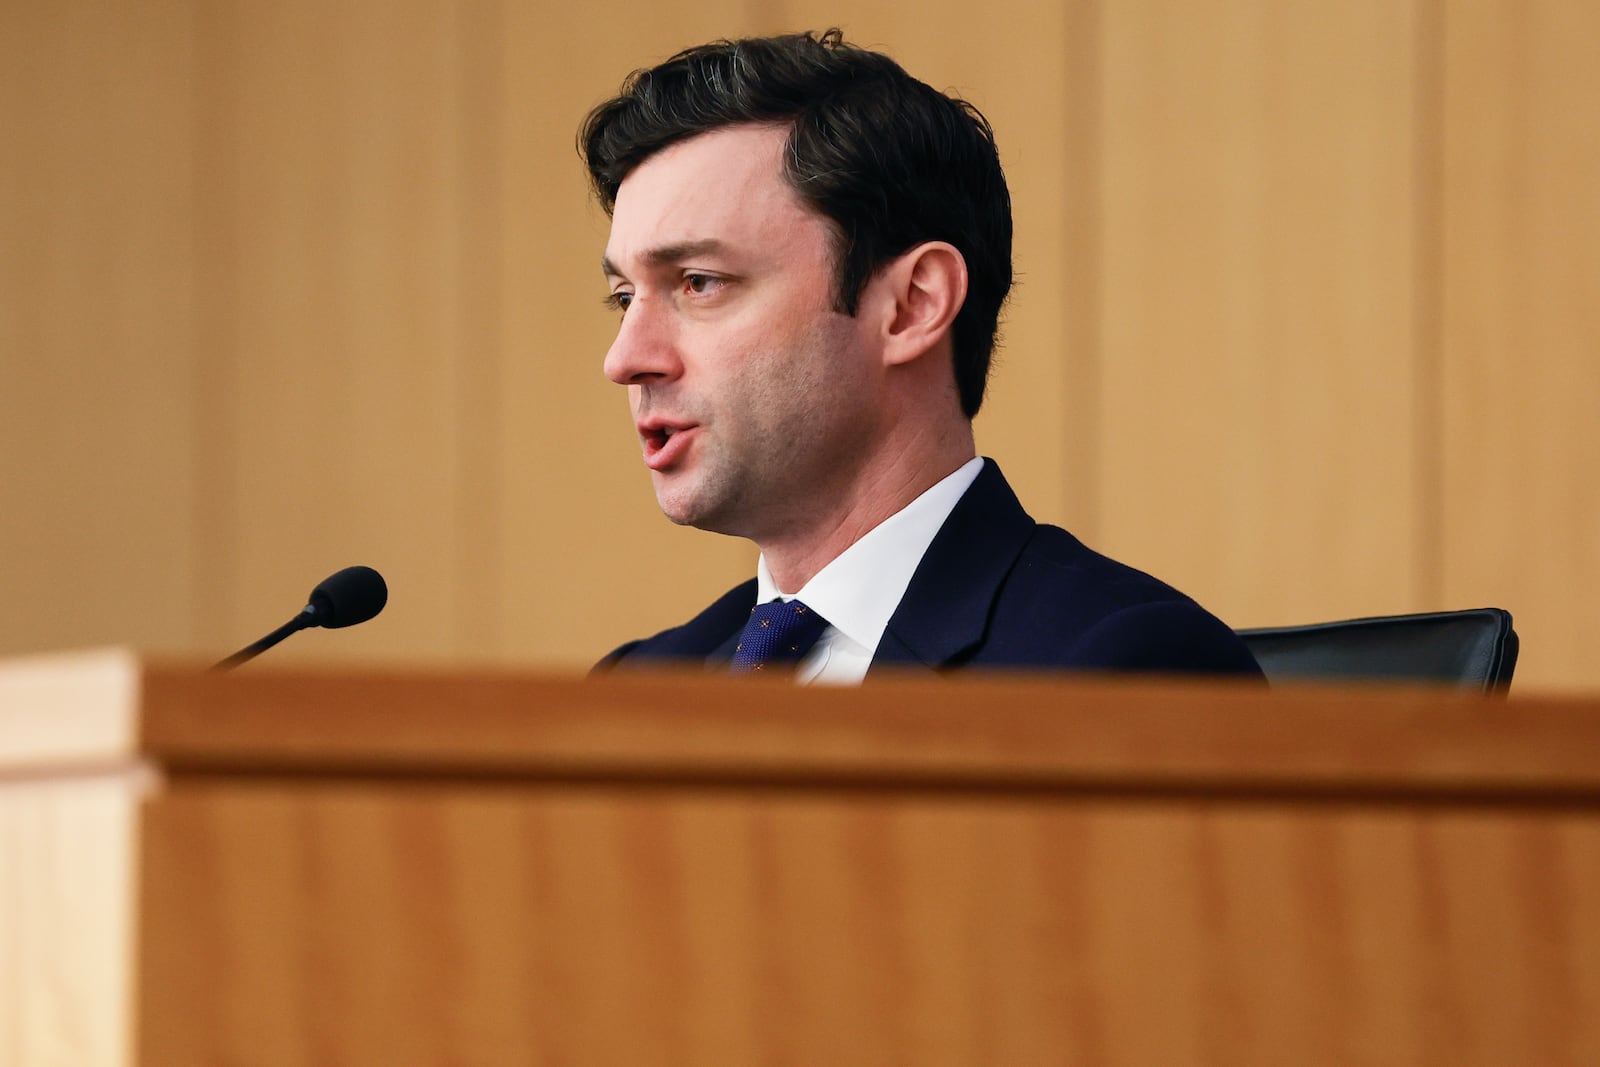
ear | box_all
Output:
[877,242,968,368]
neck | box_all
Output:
[757,421,976,593]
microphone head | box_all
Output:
[306,565,388,629]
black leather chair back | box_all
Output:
[1237,608,1519,692]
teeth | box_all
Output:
[662,427,675,439]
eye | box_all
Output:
[683,273,722,296]
[603,289,632,313]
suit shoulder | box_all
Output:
[986,523,1263,677]
[1064,598,1264,676]
[591,578,757,673]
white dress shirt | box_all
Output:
[753,456,985,685]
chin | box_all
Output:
[652,486,710,529]
[652,471,712,527]
[656,494,743,537]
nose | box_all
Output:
[603,297,683,385]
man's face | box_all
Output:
[601,124,882,543]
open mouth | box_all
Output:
[641,422,697,469]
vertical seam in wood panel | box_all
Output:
[191,0,240,650]
[454,0,506,658]
[1062,0,1103,540]
[1414,0,1444,611]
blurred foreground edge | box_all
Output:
[4,648,1599,1067]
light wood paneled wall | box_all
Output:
[1,1,1595,689]
[1094,2,1424,623]
[494,2,766,666]
[0,1,199,653]
[1438,1,1600,691]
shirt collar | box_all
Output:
[754,456,985,659]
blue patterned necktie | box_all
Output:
[730,599,829,673]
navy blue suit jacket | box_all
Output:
[598,460,1263,679]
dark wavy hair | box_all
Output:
[578,29,1013,418]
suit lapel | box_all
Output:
[869,460,1035,674]
[694,579,757,667]
[611,577,756,669]
[705,627,745,668]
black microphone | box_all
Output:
[212,565,388,671]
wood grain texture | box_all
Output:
[2,1,1597,690]
[1438,1,1600,692]
[134,663,1600,798]
[191,0,474,662]
[9,653,1600,1065]
[0,0,199,658]
[0,775,141,1067]
[0,648,139,771]
[138,780,1600,1067]
[1095,1,1424,627]
[0,651,146,1065]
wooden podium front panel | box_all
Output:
[0,773,140,1067]
[0,650,147,1067]
[137,776,1600,1067]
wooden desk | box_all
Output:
[4,649,1598,1065]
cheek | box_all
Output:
[693,318,770,395]
[695,296,865,415]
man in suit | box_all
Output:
[582,30,1261,681]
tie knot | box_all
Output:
[730,599,829,674]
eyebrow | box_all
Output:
[601,239,728,279]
